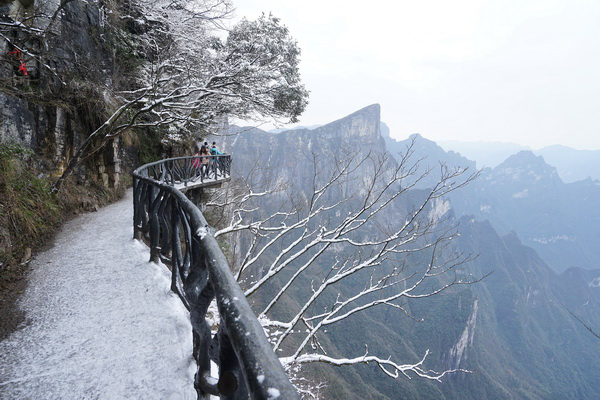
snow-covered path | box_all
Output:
[0,190,196,399]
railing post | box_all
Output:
[171,199,182,294]
[149,186,162,263]
[217,328,248,400]
[159,195,172,258]
[133,177,142,240]
[190,279,218,398]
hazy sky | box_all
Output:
[232,1,600,150]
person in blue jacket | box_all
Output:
[210,142,222,155]
[210,142,223,177]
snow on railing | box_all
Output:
[133,156,299,400]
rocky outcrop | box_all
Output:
[220,104,391,208]
[310,103,383,141]
[217,106,600,399]
[0,0,126,187]
[0,94,36,146]
[448,298,478,369]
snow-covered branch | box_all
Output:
[2,0,308,190]
[212,142,481,393]
[285,348,469,381]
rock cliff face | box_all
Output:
[448,298,478,369]
[0,94,35,146]
[226,103,384,160]
[308,103,383,141]
[0,0,125,186]
[220,106,600,399]
[223,103,389,203]
[0,0,137,334]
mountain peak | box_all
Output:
[505,150,545,164]
[493,150,561,184]
[357,103,381,114]
[316,104,381,141]
[386,133,474,167]
[408,133,437,146]
[341,103,381,126]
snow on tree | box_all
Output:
[207,140,483,396]
[0,0,308,190]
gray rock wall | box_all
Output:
[0,0,124,186]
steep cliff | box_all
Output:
[226,103,385,169]
[224,104,389,205]
[219,105,600,399]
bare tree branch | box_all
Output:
[214,139,482,392]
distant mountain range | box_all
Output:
[437,139,530,169]
[536,145,600,183]
[221,104,600,399]
[436,140,600,183]
[388,133,600,273]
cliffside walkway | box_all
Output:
[133,155,298,399]
[0,190,196,399]
[1,155,299,399]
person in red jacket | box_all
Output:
[6,48,28,76]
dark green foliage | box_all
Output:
[0,144,62,238]
[136,128,164,165]
[0,143,62,268]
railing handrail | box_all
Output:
[132,155,299,400]
[134,154,228,171]
[134,154,232,189]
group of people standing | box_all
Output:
[193,141,223,179]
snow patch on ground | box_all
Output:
[0,190,196,399]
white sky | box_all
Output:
[233,0,600,150]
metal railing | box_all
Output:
[136,155,232,188]
[133,155,299,400]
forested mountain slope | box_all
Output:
[389,134,600,273]
[220,104,600,399]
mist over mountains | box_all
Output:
[221,104,600,399]
[387,133,600,274]
[437,139,600,183]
